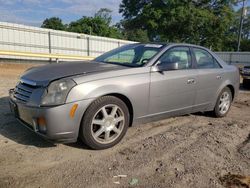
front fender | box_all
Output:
[67,83,129,101]
[66,74,150,119]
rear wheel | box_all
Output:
[80,96,129,150]
[213,87,232,117]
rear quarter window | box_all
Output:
[193,48,221,69]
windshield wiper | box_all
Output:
[101,61,138,68]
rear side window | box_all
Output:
[193,48,221,69]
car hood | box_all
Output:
[20,61,127,86]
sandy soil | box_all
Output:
[0,63,249,188]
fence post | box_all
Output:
[229,52,232,65]
[48,31,52,62]
[87,37,90,56]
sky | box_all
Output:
[0,0,123,26]
[0,0,249,27]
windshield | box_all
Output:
[94,44,164,67]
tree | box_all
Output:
[119,0,236,50]
[40,9,123,39]
[67,8,123,38]
[41,17,65,30]
[124,29,149,42]
[95,8,112,25]
[240,39,250,51]
[226,6,250,51]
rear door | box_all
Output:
[191,47,224,111]
[149,46,197,116]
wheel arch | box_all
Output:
[80,93,134,129]
[102,93,134,127]
[226,84,235,101]
[209,81,236,112]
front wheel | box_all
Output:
[80,96,130,150]
[213,87,232,117]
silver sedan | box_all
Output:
[9,43,240,149]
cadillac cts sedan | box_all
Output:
[9,43,240,149]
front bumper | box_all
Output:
[9,90,93,143]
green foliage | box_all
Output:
[226,6,250,51]
[124,29,149,42]
[241,39,250,51]
[67,14,122,38]
[40,4,250,51]
[41,17,65,30]
[119,0,237,51]
[241,6,250,40]
[41,9,123,39]
[94,8,112,25]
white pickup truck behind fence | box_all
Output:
[0,21,249,64]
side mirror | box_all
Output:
[152,62,179,72]
[141,58,150,64]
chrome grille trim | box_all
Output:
[16,84,33,93]
[13,80,36,103]
[20,78,37,86]
[14,88,32,98]
[14,93,29,102]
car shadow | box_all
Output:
[240,83,250,91]
[0,96,92,149]
[191,111,216,118]
[0,96,55,148]
[65,139,91,150]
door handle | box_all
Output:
[216,75,222,80]
[187,78,195,84]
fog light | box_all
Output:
[37,117,46,132]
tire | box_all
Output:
[243,79,250,88]
[213,87,232,118]
[80,96,130,150]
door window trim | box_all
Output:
[190,47,222,69]
[152,45,195,70]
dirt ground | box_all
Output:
[0,63,249,188]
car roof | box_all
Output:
[137,42,209,49]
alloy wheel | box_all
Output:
[91,104,125,144]
[218,91,231,115]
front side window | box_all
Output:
[94,44,163,67]
[157,47,192,70]
[193,48,221,69]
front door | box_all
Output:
[149,46,197,116]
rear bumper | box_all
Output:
[9,90,93,143]
[242,76,250,80]
[241,73,250,80]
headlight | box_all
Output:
[41,79,76,106]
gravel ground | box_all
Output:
[0,63,249,188]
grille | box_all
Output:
[13,81,35,102]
